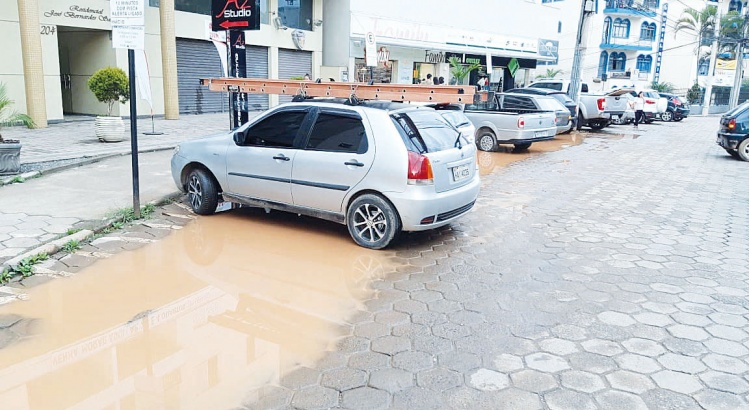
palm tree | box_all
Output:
[448,56,481,85]
[0,83,34,143]
[674,6,717,44]
[719,11,749,58]
[536,68,563,79]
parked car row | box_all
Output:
[716,102,749,162]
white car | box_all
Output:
[629,89,668,123]
[171,100,480,249]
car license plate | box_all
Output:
[535,131,546,138]
[452,164,470,182]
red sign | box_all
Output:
[211,0,260,31]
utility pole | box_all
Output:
[702,4,721,115]
[568,0,590,105]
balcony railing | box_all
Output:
[600,37,654,51]
[604,0,658,17]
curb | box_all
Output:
[1,191,183,269]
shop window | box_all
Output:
[610,52,626,71]
[278,0,313,31]
[355,59,394,83]
[612,18,630,38]
[148,0,269,23]
[640,22,656,41]
[636,55,652,72]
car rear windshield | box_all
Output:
[536,98,563,111]
[440,111,472,128]
[392,110,460,153]
[551,93,575,105]
[530,82,563,91]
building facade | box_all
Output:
[2,0,324,124]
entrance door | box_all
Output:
[58,43,73,114]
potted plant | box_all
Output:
[88,67,129,142]
[448,56,481,86]
[0,83,34,175]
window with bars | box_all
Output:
[636,55,652,72]
[610,52,626,71]
[640,22,656,41]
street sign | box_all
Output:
[110,0,144,26]
[508,58,520,78]
[112,25,145,50]
[365,32,377,67]
[211,0,261,31]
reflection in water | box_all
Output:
[478,133,585,176]
[0,209,397,410]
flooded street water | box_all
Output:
[0,209,399,410]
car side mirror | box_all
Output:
[233,130,246,145]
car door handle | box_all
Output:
[273,154,290,161]
[344,160,365,167]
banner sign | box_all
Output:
[654,2,668,83]
[508,58,520,78]
[230,30,248,129]
[537,39,559,66]
[212,0,261,31]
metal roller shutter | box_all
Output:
[246,45,269,111]
[278,49,312,104]
[176,39,226,114]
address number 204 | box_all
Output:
[40,25,56,35]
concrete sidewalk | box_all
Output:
[3,112,247,165]
[0,150,178,265]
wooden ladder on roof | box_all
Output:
[199,78,485,104]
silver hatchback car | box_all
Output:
[171,100,480,249]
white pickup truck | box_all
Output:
[444,93,558,152]
[527,80,631,130]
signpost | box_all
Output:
[110,0,144,218]
[365,32,377,82]
[507,58,520,78]
[211,0,261,129]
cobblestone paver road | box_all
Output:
[241,117,748,409]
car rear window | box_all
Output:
[530,82,563,91]
[536,98,563,111]
[551,94,575,105]
[392,110,460,153]
[440,111,471,128]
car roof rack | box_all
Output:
[199,78,485,105]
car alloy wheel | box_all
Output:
[188,174,203,210]
[347,194,400,249]
[477,133,497,152]
[661,111,673,122]
[739,139,749,162]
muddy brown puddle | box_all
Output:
[0,209,398,410]
[478,129,638,175]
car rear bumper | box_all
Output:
[496,128,557,144]
[388,174,481,231]
[717,132,746,149]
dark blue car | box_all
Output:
[716,102,749,161]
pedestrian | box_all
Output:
[438,76,445,85]
[303,73,311,80]
[476,76,487,91]
[424,73,433,86]
[630,91,645,127]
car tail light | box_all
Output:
[645,100,656,104]
[420,216,436,225]
[672,97,681,106]
[597,98,606,111]
[407,151,434,185]
[517,117,525,128]
[728,118,736,130]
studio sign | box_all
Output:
[44,5,110,21]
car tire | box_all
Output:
[513,143,532,151]
[726,149,741,159]
[661,110,674,122]
[186,168,219,215]
[738,139,749,162]
[476,130,498,152]
[346,194,400,250]
[576,111,584,130]
[644,118,654,124]
[673,117,684,122]
[589,121,606,130]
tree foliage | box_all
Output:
[651,82,675,93]
[0,83,35,143]
[87,67,129,116]
[536,68,563,79]
[686,82,703,105]
[448,56,481,85]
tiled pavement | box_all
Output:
[231,117,746,409]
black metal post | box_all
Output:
[128,48,141,219]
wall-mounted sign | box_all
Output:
[377,46,390,67]
[211,0,261,31]
[507,58,519,78]
[44,5,110,22]
[365,32,377,67]
[536,39,559,66]
[425,51,446,64]
[110,0,144,26]
[292,29,306,50]
[112,24,144,49]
